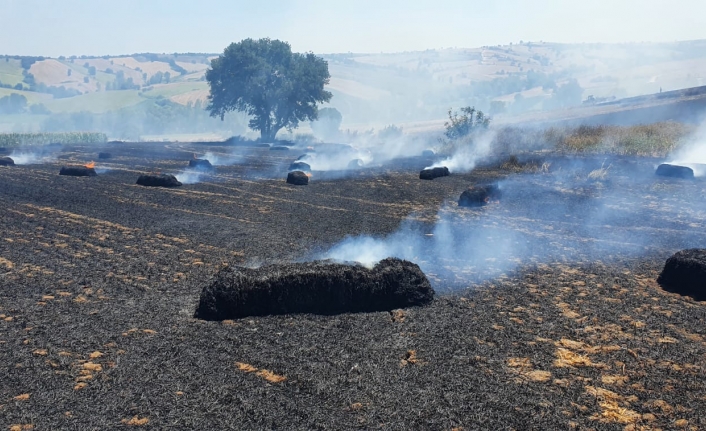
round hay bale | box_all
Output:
[288,161,311,172]
[136,174,182,187]
[422,149,435,157]
[0,156,15,166]
[59,166,97,177]
[270,146,289,151]
[656,164,694,179]
[296,154,311,161]
[194,257,434,320]
[459,184,502,207]
[287,171,309,185]
[657,249,706,300]
[419,166,450,180]
[97,152,112,160]
[348,159,364,169]
[188,158,213,170]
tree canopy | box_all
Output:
[444,107,490,140]
[206,38,332,141]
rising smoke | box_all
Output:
[666,121,706,176]
[323,159,705,289]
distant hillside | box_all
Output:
[2,40,706,132]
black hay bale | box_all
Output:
[270,146,289,151]
[288,161,311,172]
[348,159,364,169]
[422,149,436,157]
[655,163,694,179]
[296,154,311,161]
[194,257,434,320]
[459,184,502,207]
[59,166,97,177]
[657,249,706,301]
[420,166,450,180]
[136,174,182,187]
[0,156,15,166]
[98,152,112,159]
[188,158,213,170]
[287,170,309,185]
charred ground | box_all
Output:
[1,141,705,430]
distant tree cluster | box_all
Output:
[0,93,28,114]
[147,71,171,85]
[106,71,140,91]
[167,59,187,75]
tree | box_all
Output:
[0,93,28,114]
[310,107,342,140]
[29,103,51,115]
[207,38,332,141]
[544,79,583,109]
[444,107,490,140]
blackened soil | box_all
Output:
[1,142,706,430]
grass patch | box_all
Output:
[495,122,693,157]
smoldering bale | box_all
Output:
[194,258,434,320]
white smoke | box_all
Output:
[427,130,496,173]
[200,151,241,166]
[175,170,204,184]
[666,122,706,177]
[9,150,57,165]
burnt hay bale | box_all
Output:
[657,249,706,301]
[194,258,434,320]
[655,164,694,179]
[422,149,435,157]
[0,156,15,166]
[459,184,502,207]
[348,159,364,169]
[59,166,97,177]
[136,174,182,187]
[288,161,311,172]
[97,152,112,160]
[270,146,289,151]
[287,170,309,185]
[419,166,450,180]
[296,154,311,161]
[188,158,213,170]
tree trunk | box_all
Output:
[260,125,281,143]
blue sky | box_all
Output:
[2,0,705,56]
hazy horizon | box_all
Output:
[2,0,705,57]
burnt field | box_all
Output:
[1,141,706,430]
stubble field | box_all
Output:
[1,141,705,430]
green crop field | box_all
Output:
[0,58,24,87]
[44,90,144,113]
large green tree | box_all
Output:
[206,38,332,141]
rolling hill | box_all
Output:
[2,40,706,133]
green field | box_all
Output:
[141,81,208,98]
[0,59,25,87]
[0,87,52,104]
[44,90,144,113]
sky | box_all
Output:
[2,0,705,56]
